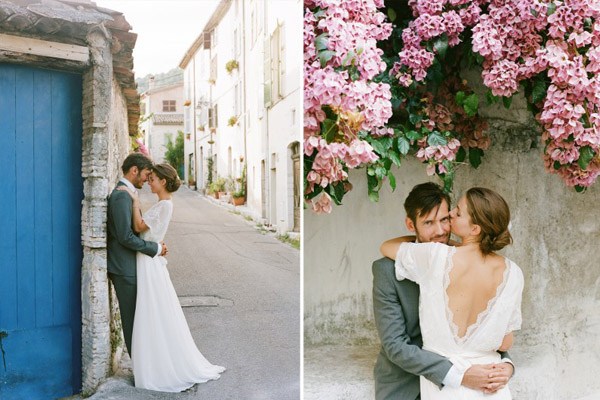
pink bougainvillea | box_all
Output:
[305,0,600,213]
[304,0,392,213]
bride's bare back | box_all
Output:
[446,247,508,339]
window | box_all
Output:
[272,23,285,99]
[264,23,285,107]
[208,104,219,128]
[163,100,176,112]
[210,28,217,49]
[210,55,218,82]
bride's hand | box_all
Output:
[117,186,139,202]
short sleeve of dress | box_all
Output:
[394,242,443,284]
[506,263,524,333]
[142,201,173,241]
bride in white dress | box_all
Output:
[381,187,523,399]
[119,163,225,392]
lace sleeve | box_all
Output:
[506,264,524,333]
[394,242,443,284]
[142,201,173,241]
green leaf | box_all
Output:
[455,91,466,106]
[349,65,360,81]
[456,146,466,163]
[546,3,556,16]
[315,33,329,51]
[532,78,548,104]
[342,50,356,66]
[388,171,397,191]
[575,185,586,193]
[329,183,344,205]
[371,137,393,156]
[578,146,595,170]
[502,96,513,109]
[553,161,561,170]
[375,166,387,179]
[367,173,378,190]
[463,94,479,116]
[318,50,336,67]
[405,130,421,141]
[389,150,402,166]
[368,190,380,202]
[433,34,449,59]
[427,131,448,147]
[530,7,538,17]
[469,148,484,168]
[397,137,410,155]
[305,185,323,200]
[387,8,397,22]
[486,91,500,105]
[367,166,376,176]
[322,118,338,143]
[409,113,422,126]
[382,158,393,171]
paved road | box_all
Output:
[87,186,300,400]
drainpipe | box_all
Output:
[192,55,198,191]
[242,0,247,182]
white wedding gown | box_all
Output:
[395,242,524,400]
[131,200,225,392]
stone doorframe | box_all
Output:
[1,29,133,396]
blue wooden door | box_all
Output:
[0,64,83,399]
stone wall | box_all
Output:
[304,89,600,398]
[80,30,131,395]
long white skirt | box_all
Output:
[132,254,225,392]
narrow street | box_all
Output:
[88,186,300,400]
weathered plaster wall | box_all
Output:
[305,90,600,398]
[80,29,131,394]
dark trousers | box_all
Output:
[108,273,137,356]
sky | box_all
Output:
[95,0,218,77]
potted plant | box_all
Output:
[227,115,239,127]
[225,59,239,75]
[232,164,246,206]
[214,177,227,198]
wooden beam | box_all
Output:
[0,33,89,62]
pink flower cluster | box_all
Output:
[396,0,482,85]
[415,137,462,175]
[397,0,600,188]
[304,0,393,213]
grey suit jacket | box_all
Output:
[373,257,452,400]
[107,182,159,277]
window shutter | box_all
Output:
[263,36,272,107]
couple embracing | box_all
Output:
[373,182,524,399]
[107,153,225,392]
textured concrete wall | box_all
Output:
[304,89,600,398]
[80,29,131,395]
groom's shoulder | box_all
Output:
[108,185,128,203]
[372,256,395,275]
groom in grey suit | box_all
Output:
[373,182,514,399]
[107,153,167,356]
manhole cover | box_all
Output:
[178,295,233,307]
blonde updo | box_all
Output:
[153,163,181,193]
[465,187,512,255]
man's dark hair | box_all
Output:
[403,182,451,223]
[121,152,154,174]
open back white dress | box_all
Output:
[131,200,225,392]
[395,242,523,399]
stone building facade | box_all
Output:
[0,0,140,396]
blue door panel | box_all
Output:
[0,63,83,399]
